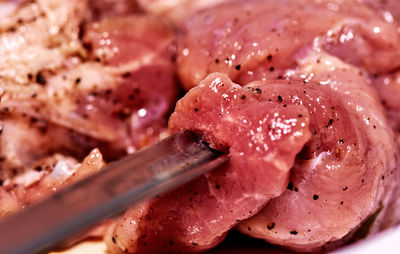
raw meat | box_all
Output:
[0,0,178,178]
[238,52,399,251]
[137,0,232,25]
[177,0,400,90]
[105,73,311,253]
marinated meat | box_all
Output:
[105,73,311,253]
[363,0,400,23]
[88,0,139,20]
[137,0,232,25]
[372,72,400,133]
[237,52,399,251]
[177,0,400,90]
[0,0,178,176]
[0,148,104,217]
[174,0,399,251]
[0,0,399,253]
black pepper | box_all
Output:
[36,72,46,85]
[235,64,241,70]
[122,72,131,78]
[313,195,319,200]
[277,95,283,102]
[290,230,298,235]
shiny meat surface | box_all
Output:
[363,0,400,23]
[372,72,400,133]
[177,0,400,90]
[0,148,104,217]
[88,0,139,20]
[137,0,232,25]
[0,0,399,253]
[238,52,398,251]
[105,73,311,253]
[174,0,400,251]
[0,0,178,178]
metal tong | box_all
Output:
[0,130,228,254]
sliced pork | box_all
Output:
[237,52,398,251]
[105,73,311,253]
[177,0,400,90]
[174,0,399,251]
[137,0,232,26]
[372,72,400,133]
[88,0,139,20]
[0,148,104,217]
[0,0,178,177]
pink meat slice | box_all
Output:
[237,52,399,251]
[80,14,179,149]
[372,72,400,133]
[105,73,311,253]
[177,0,400,90]
[363,0,400,23]
[0,3,178,174]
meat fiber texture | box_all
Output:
[105,73,311,253]
[0,0,178,179]
[173,0,400,252]
[177,0,400,90]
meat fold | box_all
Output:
[237,51,399,251]
[174,0,400,251]
[177,0,400,90]
[105,73,311,253]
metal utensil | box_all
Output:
[0,130,228,254]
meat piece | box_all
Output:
[0,0,85,84]
[88,0,139,20]
[0,0,178,174]
[105,73,311,253]
[363,0,400,23]
[177,0,400,90]
[0,118,114,180]
[371,72,400,133]
[175,0,399,250]
[0,148,104,217]
[237,51,399,251]
[0,148,110,245]
[137,0,232,26]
